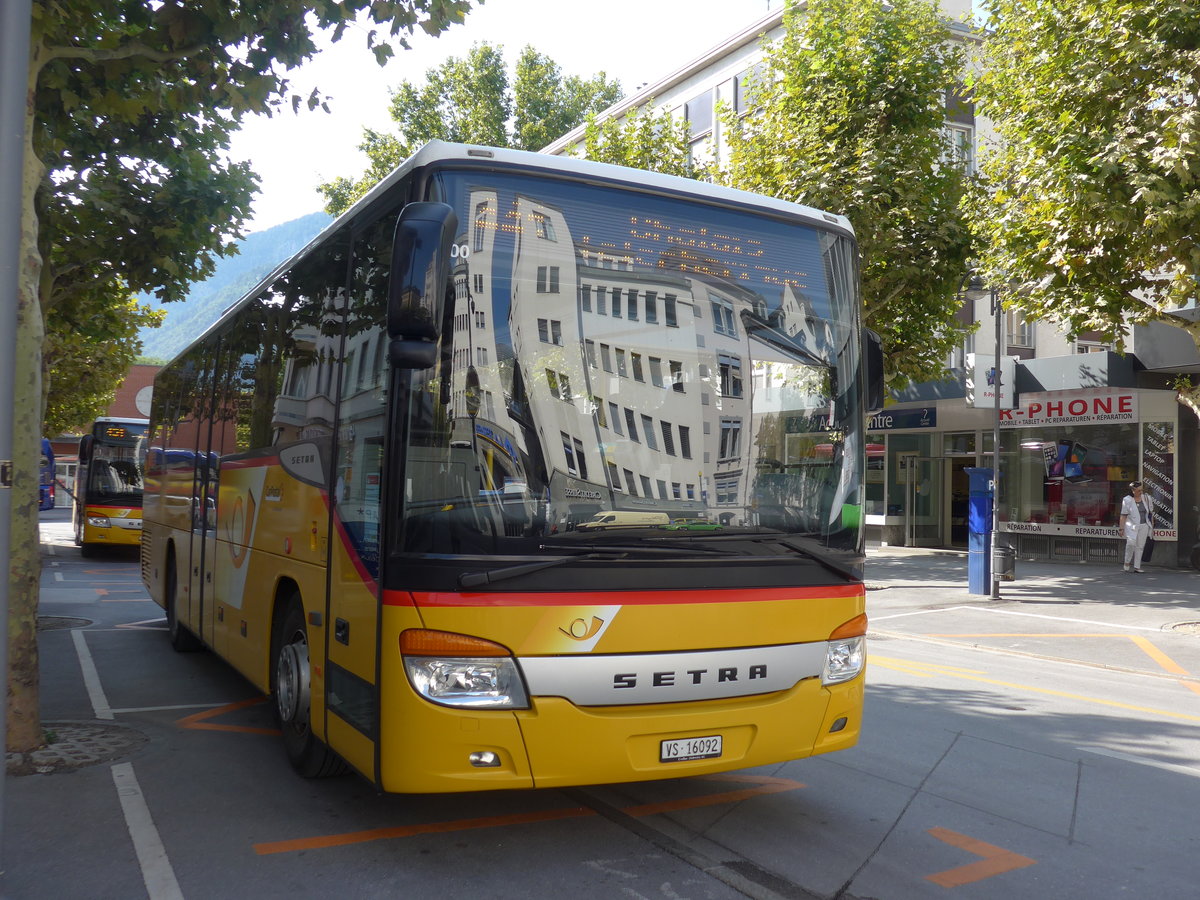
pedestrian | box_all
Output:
[1119,481,1153,573]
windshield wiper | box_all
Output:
[458,543,735,588]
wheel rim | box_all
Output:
[276,630,311,729]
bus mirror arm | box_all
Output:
[387,201,459,370]
[864,329,885,414]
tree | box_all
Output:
[568,104,698,179]
[43,297,164,437]
[722,0,975,387]
[320,43,622,214]
[13,0,475,753]
[970,0,1200,417]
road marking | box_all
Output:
[870,654,1200,722]
[54,571,63,582]
[111,763,184,900]
[874,606,1166,634]
[71,630,113,720]
[253,774,804,855]
[116,617,169,631]
[112,703,237,714]
[1077,746,1200,778]
[925,827,1035,887]
[176,697,280,735]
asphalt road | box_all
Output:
[5,509,1200,899]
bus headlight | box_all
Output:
[86,515,111,528]
[822,613,867,685]
[400,630,529,709]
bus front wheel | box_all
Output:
[273,599,347,778]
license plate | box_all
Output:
[660,735,722,763]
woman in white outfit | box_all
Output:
[1119,481,1153,573]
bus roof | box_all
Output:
[190,141,854,360]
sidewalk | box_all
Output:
[866,544,1200,632]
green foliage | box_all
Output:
[320,43,623,214]
[970,0,1200,350]
[44,295,163,435]
[570,104,698,178]
[722,0,976,387]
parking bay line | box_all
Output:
[112,762,184,900]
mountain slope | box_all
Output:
[137,211,332,361]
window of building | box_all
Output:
[624,468,638,496]
[660,421,676,456]
[679,425,692,459]
[627,289,638,320]
[536,266,560,293]
[665,295,678,327]
[596,286,607,315]
[624,407,638,441]
[719,418,742,460]
[581,284,592,312]
[562,432,578,476]
[585,340,597,368]
[640,474,653,497]
[1006,308,1034,348]
[641,415,657,450]
[616,348,628,378]
[611,288,622,318]
[650,357,664,388]
[631,352,644,382]
[685,90,713,139]
[657,479,668,500]
[608,401,622,434]
[670,360,685,393]
[719,354,743,398]
[943,123,976,175]
[711,296,737,336]
[473,200,490,252]
[645,292,658,323]
[533,212,557,241]
[601,343,613,373]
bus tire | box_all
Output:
[273,599,347,778]
[165,553,202,652]
[79,541,98,559]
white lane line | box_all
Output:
[71,630,113,720]
[873,604,1166,633]
[54,571,63,582]
[1079,746,1200,779]
[112,763,185,900]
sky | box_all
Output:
[228,0,782,233]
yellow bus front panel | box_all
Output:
[80,505,143,549]
[374,587,865,793]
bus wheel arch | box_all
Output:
[165,542,202,652]
[270,590,347,778]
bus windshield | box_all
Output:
[395,169,865,565]
[88,423,148,505]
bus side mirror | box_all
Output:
[388,201,459,369]
[78,433,94,464]
[865,329,885,414]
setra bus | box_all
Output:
[141,142,882,792]
[75,417,149,556]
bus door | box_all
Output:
[185,350,220,647]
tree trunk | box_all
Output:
[7,49,48,753]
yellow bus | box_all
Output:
[74,417,149,557]
[141,142,880,792]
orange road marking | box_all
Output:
[623,774,803,817]
[253,773,804,855]
[1127,636,1190,675]
[255,807,593,855]
[176,698,280,736]
[926,827,1036,888]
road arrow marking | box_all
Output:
[925,827,1035,887]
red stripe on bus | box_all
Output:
[383,583,862,608]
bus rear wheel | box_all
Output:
[273,600,347,778]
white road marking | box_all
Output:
[1078,746,1200,779]
[112,763,184,900]
[873,604,1166,633]
[71,629,113,719]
